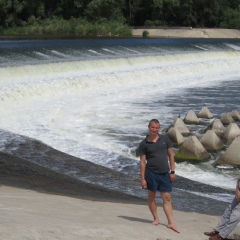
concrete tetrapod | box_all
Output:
[223,123,240,145]
[166,127,185,146]
[216,136,240,167]
[170,117,190,135]
[200,130,225,152]
[175,136,210,162]
[221,112,235,125]
[231,110,240,121]
[197,106,213,119]
[184,109,200,124]
[204,119,225,137]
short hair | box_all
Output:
[148,119,160,126]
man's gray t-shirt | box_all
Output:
[138,134,173,174]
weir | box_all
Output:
[1,51,240,105]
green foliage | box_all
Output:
[144,19,167,27]
[220,8,240,29]
[152,0,180,26]
[154,20,160,26]
[1,17,132,37]
[178,0,196,27]
[36,3,45,17]
[84,0,125,23]
[144,20,155,27]
[27,16,42,26]
[142,30,149,37]
[128,0,153,26]
[0,0,240,35]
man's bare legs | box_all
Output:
[148,191,180,232]
[148,191,159,225]
[161,192,180,233]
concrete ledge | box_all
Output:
[132,28,240,38]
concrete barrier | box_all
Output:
[216,136,240,167]
[200,130,224,151]
[231,110,240,121]
[175,136,210,162]
[204,119,225,137]
[169,117,190,135]
[184,109,200,124]
[198,106,213,119]
[166,127,185,146]
[221,112,235,125]
[223,123,240,144]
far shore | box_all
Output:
[133,27,240,38]
[1,27,240,40]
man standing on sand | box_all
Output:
[204,177,240,240]
[138,119,180,233]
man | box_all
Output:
[138,119,180,233]
[204,177,240,240]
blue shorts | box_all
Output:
[145,169,172,193]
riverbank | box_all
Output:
[132,27,240,38]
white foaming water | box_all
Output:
[1,41,240,192]
[176,161,237,189]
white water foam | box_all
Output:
[193,45,208,51]
[224,43,240,51]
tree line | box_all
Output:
[0,0,239,35]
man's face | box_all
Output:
[148,122,160,136]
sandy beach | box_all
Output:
[0,184,237,240]
[1,152,240,240]
[132,28,240,38]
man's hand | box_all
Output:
[170,173,176,182]
[141,179,147,189]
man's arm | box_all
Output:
[140,154,147,189]
[168,147,176,182]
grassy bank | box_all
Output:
[0,18,132,38]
